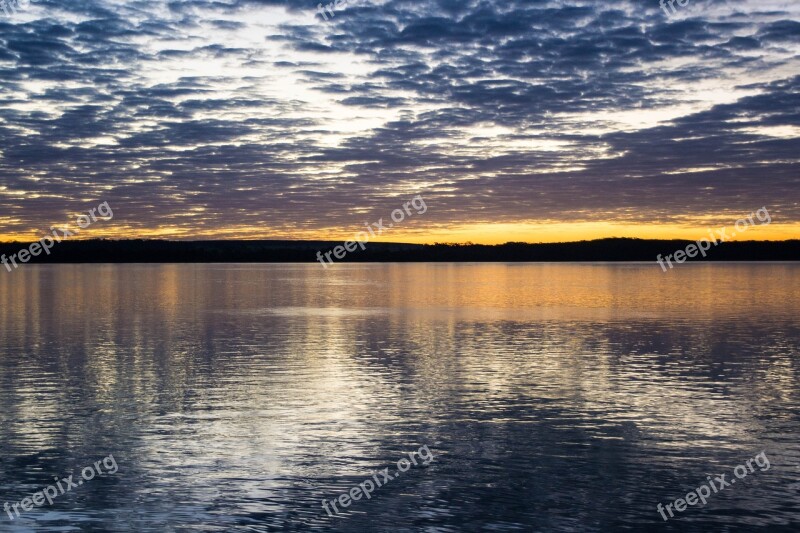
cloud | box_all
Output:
[0,0,798,238]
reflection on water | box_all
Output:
[1,263,799,531]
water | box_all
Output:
[1,263,799,531]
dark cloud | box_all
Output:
[0,0,798,238]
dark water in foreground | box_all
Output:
[1,263,799,532]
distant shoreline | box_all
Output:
[1,238,800,265]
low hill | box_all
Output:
[1,238,799,265]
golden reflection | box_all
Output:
[0,264,798,467]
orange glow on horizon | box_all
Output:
[1,221,799,244]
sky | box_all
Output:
[0,0,798,243]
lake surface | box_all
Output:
[1,263,799,531]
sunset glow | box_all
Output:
[0,0,798,242]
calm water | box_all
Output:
[1,263,799,532]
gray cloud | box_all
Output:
[0,0,798,238]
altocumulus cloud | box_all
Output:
[0,0,798,239]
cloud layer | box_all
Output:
[0,0,798,240]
